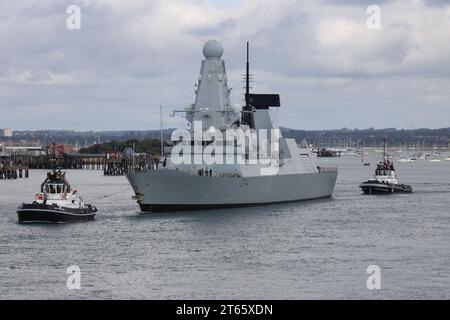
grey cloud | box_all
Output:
[0,0,449,131]
[321,0,449,6]
[183,18,238,37]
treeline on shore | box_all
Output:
[7,127,450,149]
[79,139,162,155]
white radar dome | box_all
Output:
[203,40,223,59]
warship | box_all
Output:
[126,40,338,212]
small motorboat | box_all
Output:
[17,170,97,223]
[359,139,412,195]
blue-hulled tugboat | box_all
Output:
[359,139,412,194]
[17,170,97,223]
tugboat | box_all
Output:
[359,139,412,194]
[17,170,97,223]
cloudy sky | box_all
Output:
[1,0,449,130]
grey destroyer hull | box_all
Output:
[127,169,338,213]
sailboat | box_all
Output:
[398,142,412,163]
[361,143,370,166]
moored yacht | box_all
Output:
[17,170,97,223]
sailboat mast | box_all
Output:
[361,145,364,163]
[133,142,136,170]
[160,105,164,157]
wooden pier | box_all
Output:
[0,164,29,180]
[103,155,158,176]
[1,153,159,178]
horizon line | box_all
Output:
[5,126,450,133]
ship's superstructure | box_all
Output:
[126,40,338,212]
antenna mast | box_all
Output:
[242,41,254,128]
[246,41,250,107]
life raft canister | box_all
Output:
[35,193,44,201]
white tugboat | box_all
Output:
[359,139,412,194]
[126,40,338,212]
[17,170,97,223]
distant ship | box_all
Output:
[359,139,412,194]
[17,170,97,223]
[126,40,338,212]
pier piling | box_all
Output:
[1,153,158,178]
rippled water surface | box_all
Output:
[1,154,449,299]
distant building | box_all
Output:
[46,143,74,157]
[2,128,13,137]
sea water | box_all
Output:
[0,154,449,299]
